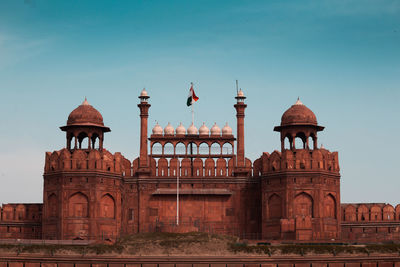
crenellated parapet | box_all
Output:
[342,203,400,222]
[44,148,132,176]
[132,156,253,178]
[253,148,340,176]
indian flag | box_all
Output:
[186,83,199,106]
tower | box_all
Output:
[234,89,249,176]
[137,89,151,177]
[260,99,340,241]
[43,99,124,241]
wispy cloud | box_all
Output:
[0,32,52,70]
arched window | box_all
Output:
[91,133,100,149]
[187,142,198,155]
[210,143,221,155]
[294,132,306,149]
[78,132,89,149]
[175,142,186,155]
[164,142,174,154]
[283,134,292,149]
[222,143,233,154]
[151,142,162,155]
[199,143,209,154]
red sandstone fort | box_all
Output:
[1,89,399,242]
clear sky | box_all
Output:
[0,0,399,204]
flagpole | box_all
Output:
[176,157,179,226]
[191,82,194,126]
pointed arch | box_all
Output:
[383,204,395,221]
[357,204,369,221]
[370,205,382,221]
[268,194,282,219]
[324,194,336,219]
[68,192,89,218]
[344,205,356,222]
[294,192,313,217]
[100,194,115,219]
[47,193,58,218]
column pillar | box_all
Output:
[234,89,247,168]
[137,90,151,169]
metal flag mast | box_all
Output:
[191,82,194,126]
[176,156,179,226]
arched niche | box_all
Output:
[100,194,115,219]
[68,192,89,218]
[47,194,58,218]
[294,192,313,217]
[324,194,336,219]
[370,205,382,221]
[383,204,395,221]
[357,205,369,221]
[344,205,356,222]
[268,194,282,219]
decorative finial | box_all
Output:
[321,143,325,149]
[82,97,89,106]
[295,97,303,105]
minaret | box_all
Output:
[138,89,151,170]
[234,89,247,169]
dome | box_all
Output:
[152,122,163,135]
[199,122,209,136]
[210,123,221,136]
[67,98,104,127]
[164,122,174,135]
[237,89,245,97]
[176,122,186,135]
[280,98,318,126]
[222,122,232,135]
[187,123,198,135]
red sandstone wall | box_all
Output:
[341,203,400,242]
[0,203,42,239]
[258,149,341,241]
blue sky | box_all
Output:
[0,0,399,204]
